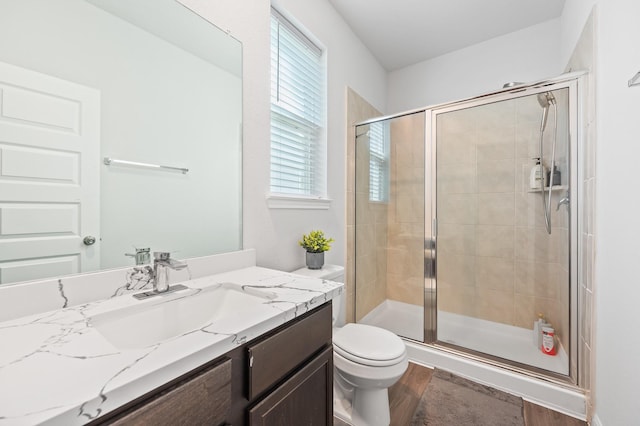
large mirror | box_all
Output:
[0,0,242,285]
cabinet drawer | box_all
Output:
[107,358,232,426]
[247,302,332,399]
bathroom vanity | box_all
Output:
[0,250,342,425]
[91,303,333,425]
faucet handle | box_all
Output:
[125,247,151,265]
[153,251,171,261]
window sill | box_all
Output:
[266,194,332,210]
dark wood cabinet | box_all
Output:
[92,302,333,426]
[248,346,332,425]
[247,302,332,400]
[247,303,333,425]
[98,358,232,426]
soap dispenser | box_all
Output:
[529,158,546,190]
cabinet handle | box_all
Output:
[249,355,253,368]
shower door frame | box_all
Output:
[424,74,583,385]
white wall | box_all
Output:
[181,0,387,272]
[387,18,562,113]
[559,0,597,68]
[561,1,640,424]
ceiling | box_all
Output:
[328,0,566,71]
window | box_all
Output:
[368,121,389,202]
[270,8,325,198]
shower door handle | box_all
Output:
[424,237,435,250]
[424,237,436,279]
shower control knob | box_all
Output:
[557,192,570,211]
[83,236,96,246]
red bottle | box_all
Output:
[541,326,557,355]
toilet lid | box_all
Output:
[333,323,406,366]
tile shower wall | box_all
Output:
[347,88,383,323]
[437,93,571,352]
[386,115,425,306]
[354,144,388,321]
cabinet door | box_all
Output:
[107,358,232,426]
[249,346,332,425]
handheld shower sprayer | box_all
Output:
[537,92,556,132]
[537,91,558,234]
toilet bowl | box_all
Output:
[292,265,408,426]
[333,323,408,425]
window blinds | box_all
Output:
[270,8,324,196]
[368,122,389,202]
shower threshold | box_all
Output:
[359,299,568,375]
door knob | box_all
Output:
[83,236,96,246]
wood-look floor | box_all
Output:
[522,401,587,426]
[388,362,433,425]
[335,362,587,426]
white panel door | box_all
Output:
[0,61,100,285]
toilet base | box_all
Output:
[353,387,391,425]
[333,391,353,424]
[333,382,391,426]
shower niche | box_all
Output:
[354,75,581,383]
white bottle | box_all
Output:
[532,314,546,348]
[538,320,550,350]
[530,158,546,190]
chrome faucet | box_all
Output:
[132,252,188,299]
[152,251,187,293]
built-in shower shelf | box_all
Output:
[528,185,567,193]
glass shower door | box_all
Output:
[433,88,572,375]
[354,111,426,342]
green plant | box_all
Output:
[299,230,334,253]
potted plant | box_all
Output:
[299,230,334,270]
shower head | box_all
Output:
[537,92,556,108]
[503,81,524,88]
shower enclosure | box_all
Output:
[354,74,581,382]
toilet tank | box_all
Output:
[291,264,345,327]
[292,264,344,282]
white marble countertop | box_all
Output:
[0,266,342,425]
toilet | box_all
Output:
[292,265,408,426]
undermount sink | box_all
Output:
[91,283,275,350]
